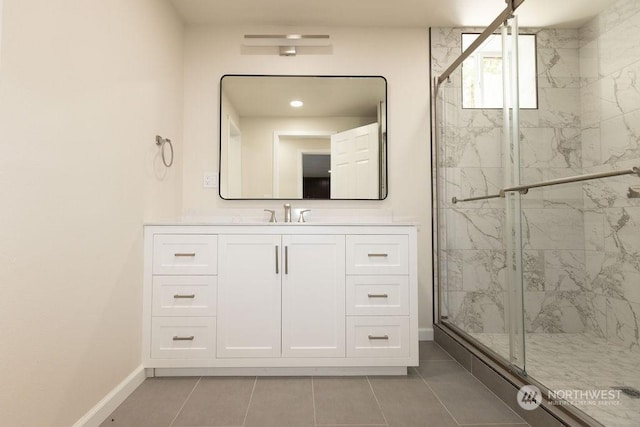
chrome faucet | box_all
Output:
[264,209,277,223]
[298,209,310,223]
[283,203,292,223]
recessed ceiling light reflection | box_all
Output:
[290,100,304,108]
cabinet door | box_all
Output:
[282,235,346,357]
[217,235,282,358]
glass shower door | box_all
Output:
[502,15,526,373]
[434,17,526,370]
[435,3,640,424]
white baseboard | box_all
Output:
[73,365,146,427]
[153,366,407,377]
[419,327,434,341]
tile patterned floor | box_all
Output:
[101,342,529,427]
[471,332,640,427]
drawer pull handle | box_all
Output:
[367,293,389,298]
[174,252,196,257]
[368,334,389,340]
[368,253,388,257]
[172,336,195,341]
[173,294,196,299]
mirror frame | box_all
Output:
[218,74,388,201]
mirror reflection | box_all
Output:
[219,75,387,200]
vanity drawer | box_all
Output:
[153,234,218,275]
[346,276,409,316]
[346,235,408,275]
[151,317,216,359]
[152,276,217,317]
[346,316,410,358]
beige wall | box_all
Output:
[0,1,184,426]
[183,26,433,331]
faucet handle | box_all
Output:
[264,209,277,223]
[298,209,311,223]
[283,203,292,223]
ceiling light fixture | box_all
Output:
[243,34,331,56]
[290,100,304,108]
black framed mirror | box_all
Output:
[219,75,387,200]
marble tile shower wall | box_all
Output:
[520,28,590,337]
[579,0,640,352]
[431,20,640,343]
[433,27,508,335]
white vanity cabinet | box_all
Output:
[345,235,411,358]
[216,234,345,359]
[147,234,218,361]
[217,234,282,358]
[281,234,345,358]
[143,224,418,375]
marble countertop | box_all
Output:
[144,220,419,227]
[144,208,421,227]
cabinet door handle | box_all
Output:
[367,293,389,298]
[173,294,196,299]
[172,336,195,341]
[368,334,389,340]
[174,252,196,257]
[368,253,388,258]
[275,245,279,274]
[285,246,288,274]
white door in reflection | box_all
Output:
[330,123,380,199]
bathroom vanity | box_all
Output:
[142,223,418,375]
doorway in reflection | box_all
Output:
[302,154,331,199]
[277,134,331,199]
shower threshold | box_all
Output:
[469,332,640,427]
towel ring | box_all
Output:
[155,135,174,168]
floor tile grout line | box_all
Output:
[456,356,528,424]
[465,357,529,424]
[240,376,258,427]
[316,424,388,426]
[458,424,529,426]
[420,357,455,362]
[311,376,318,427]
[420,354,528,426]
[412,365,463,426]
[169,376,202,427]
[365,376,390,427]
[420,341,455,362]
[434,344,457,362]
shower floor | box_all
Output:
[469,332,640,427]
